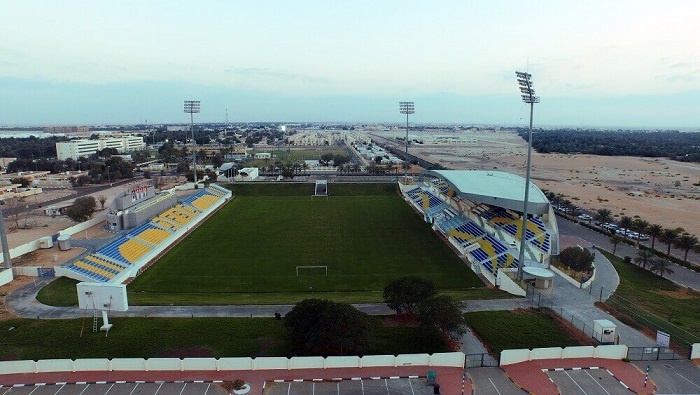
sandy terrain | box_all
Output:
[374,129,700,236]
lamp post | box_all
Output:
[183,100,201,184]
[399,101,415,180]
[515,71,540,281]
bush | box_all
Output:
[559,246,594,272]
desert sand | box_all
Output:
[374,129,700,236]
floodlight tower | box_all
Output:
[0,203,11,268]
[399,101,415,179]
[183,100,201,184]
[515,71,540,281]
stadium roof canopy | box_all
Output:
[424,170,550,215]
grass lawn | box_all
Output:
[599,250,700,347]
[465,309,582,354]
[247,148,349,168]
[0,316,449,360]
[121,183,482,305]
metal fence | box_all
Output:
[626,346,687,361]
[526,283,695,359]
[464,353,499,368]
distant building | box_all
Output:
[55,136,145,160]
[235,167,259,181]
[43,126,90,135]
[288,130,370,146]
[254,152,272,160]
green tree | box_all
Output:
[284,299,373,356]
[649,258,675,278]
[660,229,679,259]
[631,219,649,248]
[558,246,595,272]
[383,276,437,316]
[418,295,467,344]
[634,250,654,270]
[594,208,613,226]
[609,234,623,256]
[619,216,633,239]
[320,153,334,166]
[647,224,663,250]
[9,177,30,188]
[97,195,107,210]
[675,234,699,264]
[65,196,97,222]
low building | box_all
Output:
[254,152,272,160]
[235,167,259,181]
[55,136,145,160]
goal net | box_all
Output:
[296,265,328,276]
[314,180,328,196]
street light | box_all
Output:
[183,100,201,184]
[399,101,415,180]
[515,71,540,281]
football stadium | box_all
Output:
[55,170,558,306]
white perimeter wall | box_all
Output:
[0,353,465,375]
[500,345,628,365]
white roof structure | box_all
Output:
[425,170,550,215]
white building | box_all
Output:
[55,136,146,160]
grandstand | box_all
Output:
[401,170,559,290]
[56,185,232,284]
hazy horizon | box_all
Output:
[2,1,699,129]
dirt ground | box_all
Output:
[375,129,700,236]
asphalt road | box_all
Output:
[555,215,700,291]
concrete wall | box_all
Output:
[0,353,465,375]
[500,345,628,366]
[0,268,14,286]
[691,343,700,360]
[497,269,527,297]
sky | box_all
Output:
[1,0,699,129]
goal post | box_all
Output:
[296,265,328,276]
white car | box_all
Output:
[577,214,592,220]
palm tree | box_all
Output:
[647,224,663,250]
[619,216,633,239]
[634,250,654,269]
[609,234,623,256]
[631,219,649,248]
[650,258,675,278]
[595,208,613,227]
[660,229,679,259]
[675,234,699,264]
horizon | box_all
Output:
[2,1,699,129]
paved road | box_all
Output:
[556,215,700,291]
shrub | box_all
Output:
[559,246,594,272]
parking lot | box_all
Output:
[545,368,634,395]
[263,377,436,395]
[0,382,227,395]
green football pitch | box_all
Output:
[125,183,485,305]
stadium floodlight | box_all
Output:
[399,101,415,180]
[0,202,11,268]
[184,100,201,184]
[515,71,540,281]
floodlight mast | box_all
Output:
[399,101,415,180]
[515,71,540,282]
[0,203,11,268]
[183,100,201,184]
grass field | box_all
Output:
[599,250,700,348]
[0,316,448,360]
[465,309,583,353]
[120,183,484,305]
[247,148,349,168]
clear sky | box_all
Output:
[1,1,699,128]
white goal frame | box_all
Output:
[296,265,328,276]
